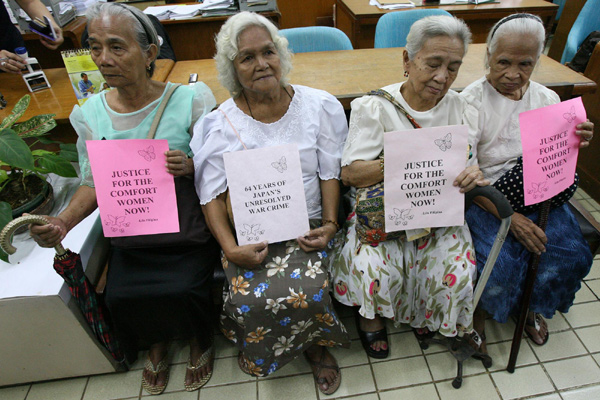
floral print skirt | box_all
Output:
[220,223,350,377]
[331,212,477,337]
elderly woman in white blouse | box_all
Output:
[462,13,594,350]
[190,12,349,395]
[331,15,488,360]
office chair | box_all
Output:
[374,9,452,49]
[279,26,353,53]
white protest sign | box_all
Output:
[224,143,310,245]
[384,125,467,231]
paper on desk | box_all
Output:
[440,0,469,4]
[370,0,414,9]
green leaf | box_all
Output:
[0,169,7,186]
[0,129,35,170]
[13,114,57,138]
[37,136,61,145]
[0,202,12,263]
[37,154,77,177]
[0,95,30,130]
[32,149,55,157]
[60,143,79,162]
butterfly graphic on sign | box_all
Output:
[389,208,414,226]
[527,181,548,199]
[104,214,130,233]
[239,223,265,242]
[271,156,287,173]
[138,145,156,162]
[563,106,576,123]
[434,133,452,151]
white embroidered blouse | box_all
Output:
[190,85,348,219]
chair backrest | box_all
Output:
[374,9,452,49]
[561,0,600,64]
[279,26,353,53]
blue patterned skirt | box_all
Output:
[465,203,593,323]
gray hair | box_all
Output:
[405,15,472,60]
[485,13,545,68]
[215,11,293,97]
[86,2,160,77]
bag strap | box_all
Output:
[368,89,421,129]
[146,83,182,140]
[219,109,248,150]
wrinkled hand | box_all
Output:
[576,120,594,149]
[225,241,269,269]
[453,165,490,193]
[297,224,337,253]
[165,150,192,176]
[510,212,547,255]
[28,215,67,248]
[0,50,26,74]
[40,25,64,50]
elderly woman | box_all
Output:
[331,15,488,359]
[191,12,349,395]
[462,13,594,349]
[29,3,218,395]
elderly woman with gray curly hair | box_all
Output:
[191,11,350,395]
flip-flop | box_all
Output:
[141,356,170,395]
[468,329,493,368]
[184,346,214,392]
[355,313,389,359]
[525,313,549,346]
[304,347,341,395]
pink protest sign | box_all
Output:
[86,139,179,237]
[519,97,585,206]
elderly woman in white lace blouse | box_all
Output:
[190,12,349,396]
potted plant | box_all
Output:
[0,95,78,262]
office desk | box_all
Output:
[0,59,175,127]
[162,10,281,61]
[335,0,558,49]
[165,44,596,109]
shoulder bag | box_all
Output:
[354,89,421,246]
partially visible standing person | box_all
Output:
[0,0,64,73]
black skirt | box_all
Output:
[104,240,219,361]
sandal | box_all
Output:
[141,356,170,395]
[304,346,341,395]
[525,313,549,346]
[184,346,214,392]
[412,327,435,341]
[467,329,492,368]
[355,313,389,359]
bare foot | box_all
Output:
[185,337,213,387]
[359,314,388,352]
[304,345,340,394]
[525,312,548,345]
[143,342,169,389]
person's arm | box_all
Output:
[576,119,594,149]
[202,193,268,269]
[29,185,98,247]
[297,179,339,252]
[474,197,547,255]
[341,160,382,188]
[16,0,64,49]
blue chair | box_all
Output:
[279,27,353,53]
[560,0,600,64]
[553,0,566,21]
[374,9,452,49]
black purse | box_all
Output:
[111,84,211,248]
[492,156,578,214]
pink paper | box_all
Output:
[519,97,585,206]
[86,139,179,237]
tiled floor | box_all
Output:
[2,189,600,400]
